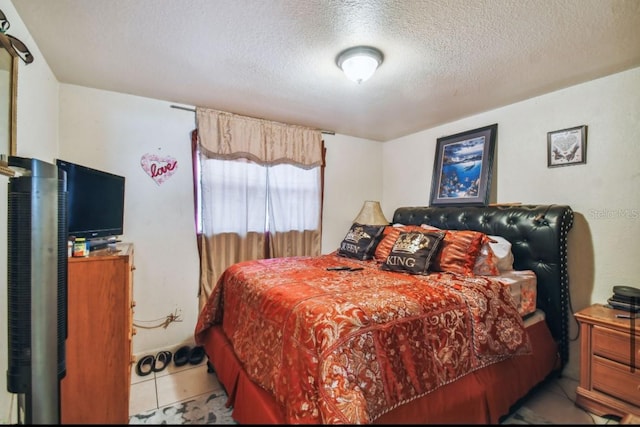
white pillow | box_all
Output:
[487,235,514,272]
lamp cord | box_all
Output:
[133,309,182,330]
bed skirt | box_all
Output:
[201,318,560,424]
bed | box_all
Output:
[194,204,574,424]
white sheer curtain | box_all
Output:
[195,108,324,308]
[267,163,322,257]
[201,157,268,236]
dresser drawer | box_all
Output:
[592,355,640,406]
[593,325,640,368]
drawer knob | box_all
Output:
[132,327,137,336]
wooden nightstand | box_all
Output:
[575,304,640,418]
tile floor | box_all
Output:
[129,356,623,424]
[507,376,621,425]
[129,350,218,417]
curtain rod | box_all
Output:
[170,104,335,135]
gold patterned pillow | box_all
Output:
[374,225,429,262]
[381,231,445,275]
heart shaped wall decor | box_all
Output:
[141,153,178,185]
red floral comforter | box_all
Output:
[194,253,531,424]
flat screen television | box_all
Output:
[56,159,125,246]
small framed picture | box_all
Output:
[547,125,587,167]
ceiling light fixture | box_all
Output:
[336,46,383,84]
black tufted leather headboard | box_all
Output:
[392,204,574,368]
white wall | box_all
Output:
[321,133,384,253]
[382,66,640,381]
[0,0,59,422]
[58,85,201,355]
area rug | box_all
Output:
[129,391,551,425]
[129,390,236,425]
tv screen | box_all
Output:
[56,159,125,242]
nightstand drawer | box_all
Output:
[593,325,640,368]
[593,355,640,407]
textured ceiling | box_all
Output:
[10,0,640,141]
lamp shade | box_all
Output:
[336,46,383,84]
[353,200,389,225]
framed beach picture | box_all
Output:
[429,123,497,206]
[547,125,587,167]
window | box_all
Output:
[197,157,321,237]
[192,108,325,308]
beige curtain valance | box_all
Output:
[196,107,323,168]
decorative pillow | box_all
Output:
[473,235,501,276]
[374,225,430,262]
[421,225,486,275]
[381,231,445,275]
[486,235,515,272]
[337,223,386,260]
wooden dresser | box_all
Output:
[575,304,640,418]
[61,243,135,424]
